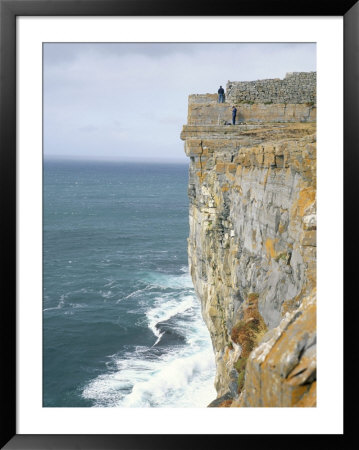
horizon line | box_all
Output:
[44,155,188,164]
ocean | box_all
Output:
[43,160,216,407]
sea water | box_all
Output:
[43,160,216,407]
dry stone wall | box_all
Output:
[226,72,316,105]
[187,72,317,125]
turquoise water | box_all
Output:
[43,160,216,407]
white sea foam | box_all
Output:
[142,272,194,290]
[69,303,87,309]
[146,294,195,341]
[121,348,215,408]
[119,285,152,302]
[100,290,113,299]
[43,293,66,312]
[83,345,216,408]
[82,271,216,408]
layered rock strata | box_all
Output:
[181,74,316,407]
[188,99,316,125]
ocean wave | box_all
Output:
[146,295,195,342]
[81,270,216,408]
[43,288,91,313]
[100,290,114,299]
[43,293,67,312]
[142,272,194,290]
[119,285,152,303]
[119,348,216,408]
[82,345,215,408]
[118,272,193,305]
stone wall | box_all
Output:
[226,72,316,105]
[188,101,316,125]
[187,72,317,125]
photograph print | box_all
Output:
[43,43,316,408]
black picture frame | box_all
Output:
[1,0,356,448]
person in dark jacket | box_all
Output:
[218,86,225,103]
[232,106,237,125]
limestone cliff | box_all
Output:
[180,72,316,407]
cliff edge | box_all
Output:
[181,72,316,407]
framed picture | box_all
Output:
[1,0,355,448]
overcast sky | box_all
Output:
[44,43,316,162]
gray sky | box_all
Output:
[44,43,316,162]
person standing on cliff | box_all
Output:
[232,106,237,125]
[218,86,225,103]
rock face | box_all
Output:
[236,291,316,407]
[180,73,316,407]
[187,99,316,125]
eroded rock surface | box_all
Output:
[235,292,316,407]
